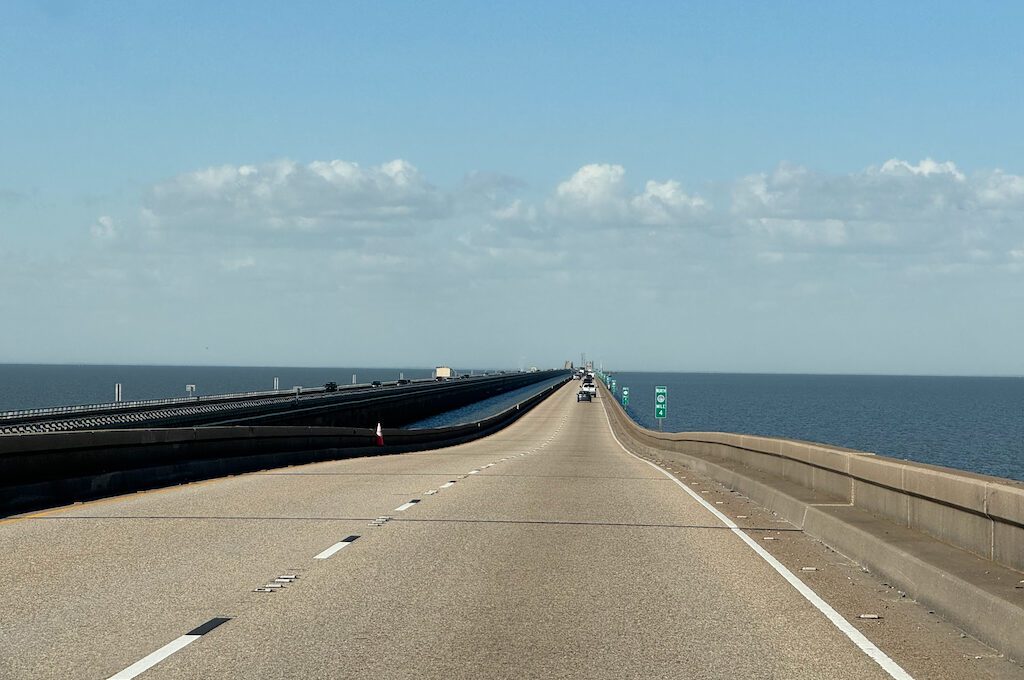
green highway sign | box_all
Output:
[655,385,667,420]
[611,379,616,393]
[622,386,629,406]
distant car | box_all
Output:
[324,382,338,392]
[371,380,382,387]
[397,379,410,385]
[577,390,592,402]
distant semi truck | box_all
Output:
[433,366,454,381]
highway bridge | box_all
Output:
[2,380,1023,679]
[0,371,559,434]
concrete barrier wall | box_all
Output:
[601,386,1024,573]
[602,384,1024,661]
[0,377,570,517]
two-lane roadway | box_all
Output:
[4,381,1017,678]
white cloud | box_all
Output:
[94,156,1024,278]
[90,215,117,240]
[730,158,1024,259]
[146,158,451,233]
[550,163,628,221]
[732,159,972,222]
[549,163,708,226]
[630,179,709,225]
[877,157,965,181]
[976,170,1024,208]
[491,199,537,224]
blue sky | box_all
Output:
[2,2,1023,375]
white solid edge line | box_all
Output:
[107,634,199,679]
[599,405,913,680]
[314,541,353,559]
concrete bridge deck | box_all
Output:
[2,382,1021,679]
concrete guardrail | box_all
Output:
[600,382,1024,662]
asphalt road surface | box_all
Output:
[3,382,1022,679]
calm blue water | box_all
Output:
[0,364,447,411]
[610,372,1024,482]
[407,375,568,429]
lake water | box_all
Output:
[610,372,1024,482]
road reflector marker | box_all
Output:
[441,481,455,488]
[858,614,882,620]
[314,534,361,559]
[106,617,230,679]
[801,567,818,572]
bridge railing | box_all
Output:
[0,376,453,423]
[0,388,300,421]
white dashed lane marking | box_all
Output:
[313,534,360,559]
[106,617,230,680]
[394,499,421,512]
